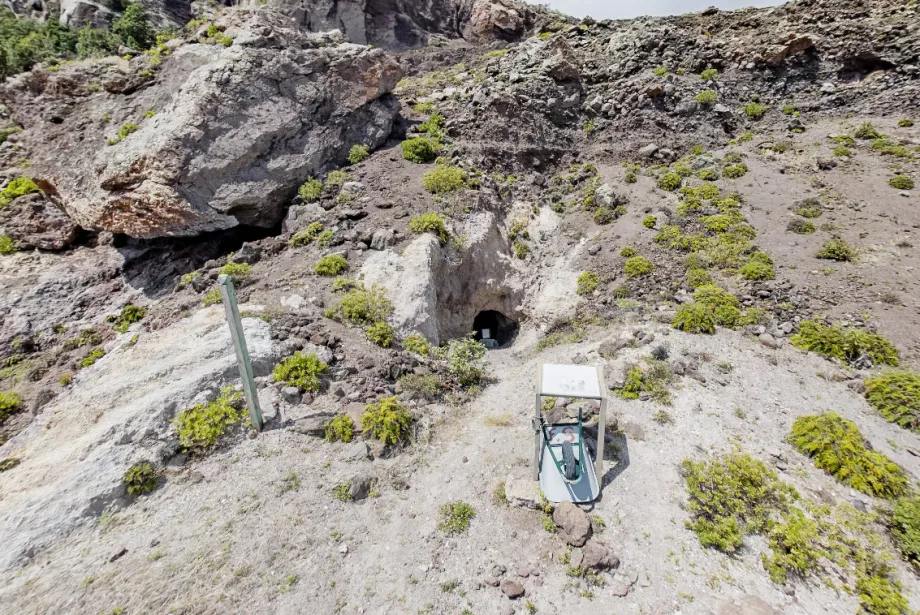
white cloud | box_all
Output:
[540,0,782,20]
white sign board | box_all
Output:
[540,364,602,399]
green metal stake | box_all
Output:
[218,274,263,431]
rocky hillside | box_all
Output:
[1,0,920,614]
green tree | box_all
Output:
[111,3,154,51]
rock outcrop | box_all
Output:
[1,15,402,238]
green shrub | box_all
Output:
[697,168,719,181]
[0,8,79,78]
[290,222,324,247]
[0,235,15,255]
[642,215,657,229]
[403,334,430,356]
[816,238,857,262]
[329,284,392,326]
[361,396,411,445]
[326,170,347,187]
[202,288,221,306]
[107,122,139,145]
[0,391,23,424]
[592,207,612,225]
[513,240,530,259]
[272,352,328,392]
[791,321,899,366]
[855,122,881,140]
[111,3,154,50]
[418,112,445,137]
[743,101,768,120]
[696,89,718,105]
[409,212,448,241]
[106,304,146,333]
[673,302,716,334]
[723,164,748,179]
[80,347,104,368]
[782,105,796,116]
[795,199,822,218]
[422,165,467,194]
[865,372,920,432]
[619,246,636,258]
[366,321,393,348]
[653,66,668,76]
[898,119,914,128]
[790,413,908,499]
[856,573,909,615]
[298,178,323,201]
[447,337,487,386]
[786,218,816,235]
[833,145,852,157]
[699,68,718,81]
[889,175,914,190]
[399,373,444,399]
[313,254,348,277]
[123,462,157,496]
[347,144,369,165]
[624,256,654,278]
[401,137,438,163]
[325,415,354,443]
[173,386,243,452]
[686,267,712,288]
[0,177,40,210]
[438,501,476,534]
[614,362,674,404]
[658,172,682,191]
[0,457,21,472]
[219,261,252,282]
[577,271,599,295]
[682,452,792,552]
[199,24,232,46]
[315,230,334,246]
[890,494,920,565]
[740,260,774,281]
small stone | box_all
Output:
[500,579,525,599]
[611,581,630,597]
[484,576,501,587]
[338,543,348,554]
[517,567,530,578]
[281,386,301,405]
[109,547,128,562]
[491,564,507,577]
[758,333,779,349]
[553,502,592,547]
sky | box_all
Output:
[541,0,783,20]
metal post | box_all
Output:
[595,366,607,482]
[534,364,544,481]
[218,274,263,431]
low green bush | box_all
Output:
[123,462,157,496]
[619,246,636,258]
[577,271,599,295]
[686,267,712,288]
[298,178,323,202]
[409,212,448,241]
[290,222,324,247]
[0,235,15,255]
[401,137,438,163]
[615,362,674,404]
[399,373,444,399]
[889,175,914,190]
[365,321,393,348]
[402,334,430,356]
[328,284,392,326]
[816,238,858,262]
[658,172,682,191]
[891,494,920,566]
[790,413,908,499]
[0,177,40,208]
[272,352,328,392]
[513,241,530,258]
[106,304,146,333]
[173,386,244,452]
[697,168,719,181]
[0,391,23,424]
[219,261,252,282]
[672,302,717,334]
[624,256,654,278]
[790,320,899,366]
[325,415,354,443]
[347,144,369,165]
[107,122,139,145]
[898,119,914,128]
[642,215,657,229]
[795,200,822,218]
[313,254,348,276]
[854,122,881,140]
[865,371,920,433]
[447,337,487,386]
[833,145,852,157]
[723,164,748,179]
[696,89,718,105]
[361,396,412,445]
[422,165,467,194]
[699,68,718,81]
[80,347,104,368]
[743,101,767,120]
[740,259,774,281]
[438,501,476,534]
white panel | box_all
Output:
[540,363,602,399]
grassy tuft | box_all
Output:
[438,501,476,534]
[816,238,857,262]
[313,254,349,276]
[864,372,920,433]
[173,386,244,453]
[422,164,467,194]
[123,462,157,496]
[361,396,411,445]
[408,212,448,241]
[577,271,599,295]
[272,352,328,392]
[790,320,898,367]
[325,415,355,443]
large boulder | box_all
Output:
[552,501,592,547]
[0,192,79,251]
[2,15,402,239]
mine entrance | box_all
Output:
[472,310,519,348]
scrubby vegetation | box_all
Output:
[614,361,675,404]
[219,261,252,283]
[438,500,476,534]
[0,177,40,208]
[743,101,768,120]
[672,285,754,334]
[865,371,920,433]
[298,178,323,202]
[889,175,914,190]
[361,396,411,445]
[816,238,858,261]
[106,304,146,333]
[787,218,815,234]
[365,321,394,348]
[657,171,682,191]
[399,373,444,400]
[695,89,718,105]
[446,336,487,386]
[173,386,244,453]
[325,415,355,443]
[790,320,899,366]
[326,283,393,327]
[402,334,431,356]
[422,164,467,194]
[722,164,748,179]
[107,122,139,146]
[122,462,157,496]
[855,122,881,140]
[789,413,907,499]
[700,68,718,81]
[272,352,328,392]
[409,212,448,241]
[576,271,599,295]
[624,256,654,278]
[290,222,324,247]
[347,144,369,165]
[0,391,23,424]
[890,494,920,566]
[313,254,349,276]
[401,137,438,163]
[0,235,15,255]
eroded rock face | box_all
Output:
[0,193,79,251]
[2,17,402,239]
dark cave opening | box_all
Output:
[472,310,519,348]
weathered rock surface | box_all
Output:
[0,193,79,251]
[552,501,592,547]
